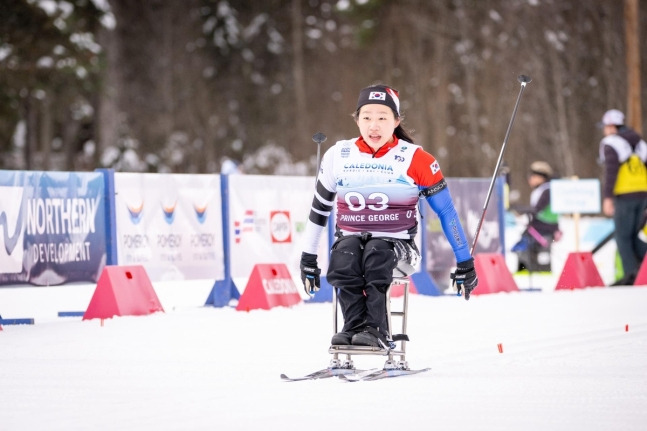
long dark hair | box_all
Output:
[394,123,415,143]
[352,109,415,143]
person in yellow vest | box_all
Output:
[599,109,647,285]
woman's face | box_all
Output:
[356,104,400,149]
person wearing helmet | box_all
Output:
[598,109,647,286]
[299,84,477,348]
[512,161,560,272]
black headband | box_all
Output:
[356,85,401,116]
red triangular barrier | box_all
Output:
[472,253,519,295]
[389,277,418,297]
[555,252,605,290]
[236,264,302,311]
[634,255,647,285]
[83,265,164,320]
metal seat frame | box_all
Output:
[328,277,411,370]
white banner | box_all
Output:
[227,175,330,289]
[114,173,225,281]
[551,179,601,214]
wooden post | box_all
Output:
[570,176,581,252]
[573,212,580,252]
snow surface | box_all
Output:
[1,280,646,431]
[0,214,643,430]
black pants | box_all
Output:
[614,198,647,277]
[326,236,398,337]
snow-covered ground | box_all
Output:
[2,214,646,430]
[1,278,647,431]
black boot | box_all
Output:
[330,331,354,345]
[610,273,636,286]
[351,326,389,348]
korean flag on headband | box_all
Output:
[430,161,440,174]
[369,91,387,101]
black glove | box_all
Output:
[300,252,321,296]
[450,257,478,301]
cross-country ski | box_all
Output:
[280,367,361,382]
[339,367,431,382]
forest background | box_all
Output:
[1,0,645,202]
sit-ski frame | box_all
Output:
[328,277,411,371]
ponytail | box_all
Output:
[395,125,415,143]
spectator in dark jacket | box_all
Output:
[511,161,560,272]
[598,109,647,285]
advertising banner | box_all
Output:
[423,177,505,284]
[0,170,107,286]
[114,173,224,281]
[227,175,330,288]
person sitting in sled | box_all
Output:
[299,84,478,348]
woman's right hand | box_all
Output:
[299,252,321,296]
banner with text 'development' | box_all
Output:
[0,170,107,286]
[114,173,224,282]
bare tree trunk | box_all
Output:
[159,1,174,139]
[457,9,481,159]
[40,95,52,170]
[430,23,450,167]
[410,8,428,147]
[63,115,79,171]
[625,0,642,133]
[22,98,30,171]
[95,25,120,165]
[548,47,575,176]
[291,0,307,148]
[24,95,38,170]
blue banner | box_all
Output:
[0,170,107,286]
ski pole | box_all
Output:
[312,132,326,186]
[305,132,327,294]
[470,75,531,256]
